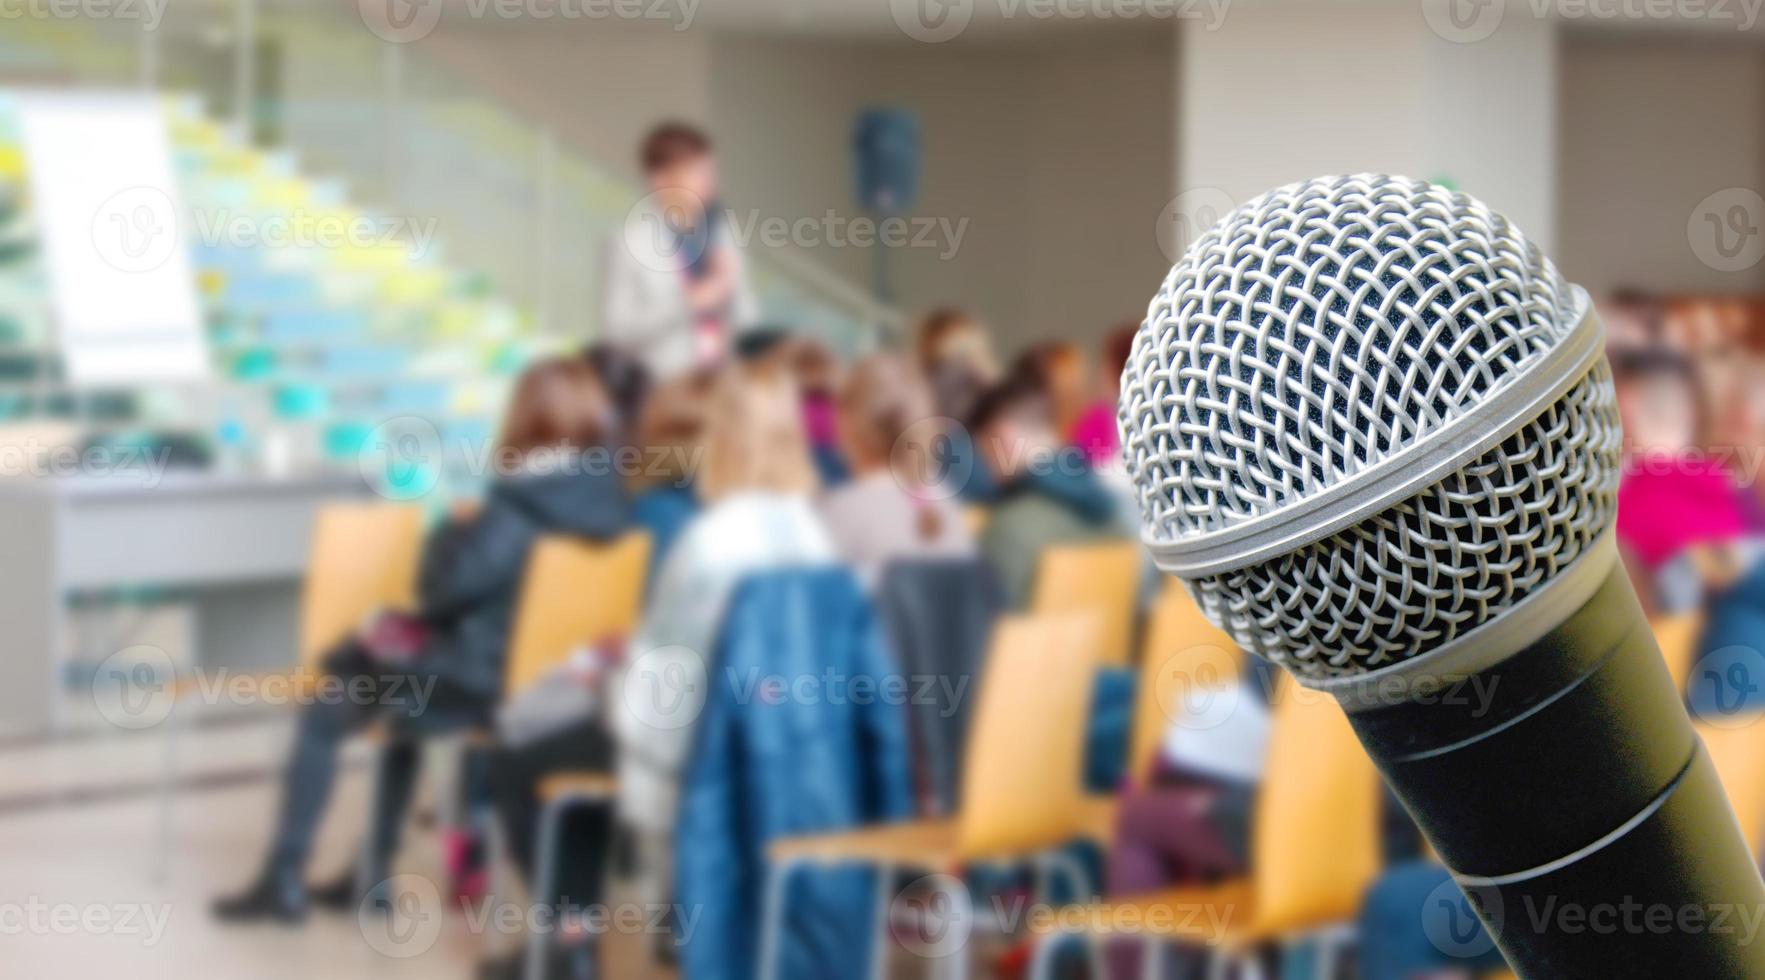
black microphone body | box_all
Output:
[1349,564,1765,977]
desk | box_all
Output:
[0,471,367,736]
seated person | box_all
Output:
[609,360,837,927]
[820,353,974,588]
[969,373,1125,609]
[628,370,712,578]
[915,307,1002,502]
[214,357,631,923]
[1068,322,1137,468]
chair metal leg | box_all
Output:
[524,795,577,980]
[755,857,805,980]
[868,862,894,980]
[1028,929,1079,980]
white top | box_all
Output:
[818,471,975,590]
[609,491,836,833]
[599,207,758,379]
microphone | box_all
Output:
[1119,175,1765,977]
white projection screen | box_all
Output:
[18,92,208,386]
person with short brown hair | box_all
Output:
[603,121,757,379]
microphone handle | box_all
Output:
[1345,563,1765,978]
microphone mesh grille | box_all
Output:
[1120,174,1621,677]
[1121,174,1583,542]
[1186,362,1620,677]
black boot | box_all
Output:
[309,863,392,913]
[212,863,308,924]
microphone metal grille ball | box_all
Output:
[1120,175,1623,680]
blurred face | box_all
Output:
[647,153,717,215]
[1618,374,1698,455]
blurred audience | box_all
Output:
[820,353,974,588]
[215,356,632,924]
[602,122,756,379]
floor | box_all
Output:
[0,716,660,979]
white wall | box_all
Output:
[707,31,1177,350]
[1557,32,1765,295]
[1179,2,1557,253]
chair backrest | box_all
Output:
[503,531,652,698]
[1246,674,1383,936]
[1697,719,1765,856]
[1028,540,1142,667]
[955,612,1101,859]
[1128,580,1241,790]
[298,502,426,668]
[1653,613,1703,694]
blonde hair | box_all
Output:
[699,362,819,502]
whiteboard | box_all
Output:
[18,92,208,386]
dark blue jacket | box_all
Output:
[675,568,913,980]
[417,466,630,704]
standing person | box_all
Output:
[214,358,632,924]
[602,122,757,379]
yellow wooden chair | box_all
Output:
[293,502,427,691]
[1079,580,1243,845]
[159,502,425,880]
[756,612,1104,980]
[1697,719,1765,857]
[1029,674,1383,980]
[504,532,653,700]
[1029,540,1143,667]
[505,532,652,979]
[1652,612,1704,696]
